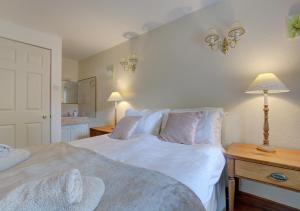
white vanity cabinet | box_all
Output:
[61,124,89,142]
[61,117,89,143]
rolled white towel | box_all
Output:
[65,169,83,204]
[0,144,10,157]
[69,176,105,211]
[0,169,83,210]
[0,149,30,171]
[0,169,105,211]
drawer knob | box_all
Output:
[269,173,288,182]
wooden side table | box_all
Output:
[90,125,114,137]
[225,143,300,211]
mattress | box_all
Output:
[72,134,226,210]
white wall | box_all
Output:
[79,0,300,208]
[62,58,79,116]
[62,58,79,81]
[0,19,62,142]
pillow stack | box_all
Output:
[109,107,224,145]
[126,109,170,136]
[110,109,169,140]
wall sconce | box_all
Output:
[120,54,138,72]
[204,23,246,54]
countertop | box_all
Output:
[61,116,89,126]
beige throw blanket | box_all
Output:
[0,143,205,211]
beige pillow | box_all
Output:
[159,112,202,145]
[110,116,141,140]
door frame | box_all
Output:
[0,21,62,142]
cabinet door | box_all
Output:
[61,126,71,143]
[70,124,89,141]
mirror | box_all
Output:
[78,77,96,118]
[62,81,78,104]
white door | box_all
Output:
[0,37,51,147]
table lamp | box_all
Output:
[245,73,290,152]
[107,91,123,126]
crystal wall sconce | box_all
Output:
[120,54,138,72]
[204,23,246,55]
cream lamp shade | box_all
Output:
[245,73,290,94]
[107,92,123,102]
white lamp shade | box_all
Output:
[107,91,123,102]
[245,73,290,94]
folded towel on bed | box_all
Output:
[0,149,30,171]
[72,176,105,211]
[64,168,83,204]
[0,169,105,211]
[0,144,11,158]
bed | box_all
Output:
[0,108,226,211]
[72,134,226,211]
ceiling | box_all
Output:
[0,0,219,60]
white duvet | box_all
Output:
[72,134,225,210]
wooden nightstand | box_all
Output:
[225,143,300,211]
[90,125,114,137]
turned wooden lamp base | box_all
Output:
[257,144,276,153]
[257,96,276,153]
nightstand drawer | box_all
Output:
[235,160,300,192]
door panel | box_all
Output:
[0,68,15,110]
[26,123,42,146]
[27,52,43,68]
[0,37,51,147]
[0,38,17,68]
[0,47,15,62]
[27,72,42,110]
[0,125,15,146]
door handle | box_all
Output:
[42,114,47,119]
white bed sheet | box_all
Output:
[71,134,225,210]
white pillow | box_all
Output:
[125,109,150,117]
[161,108,224,145]
[126,109,170,136]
